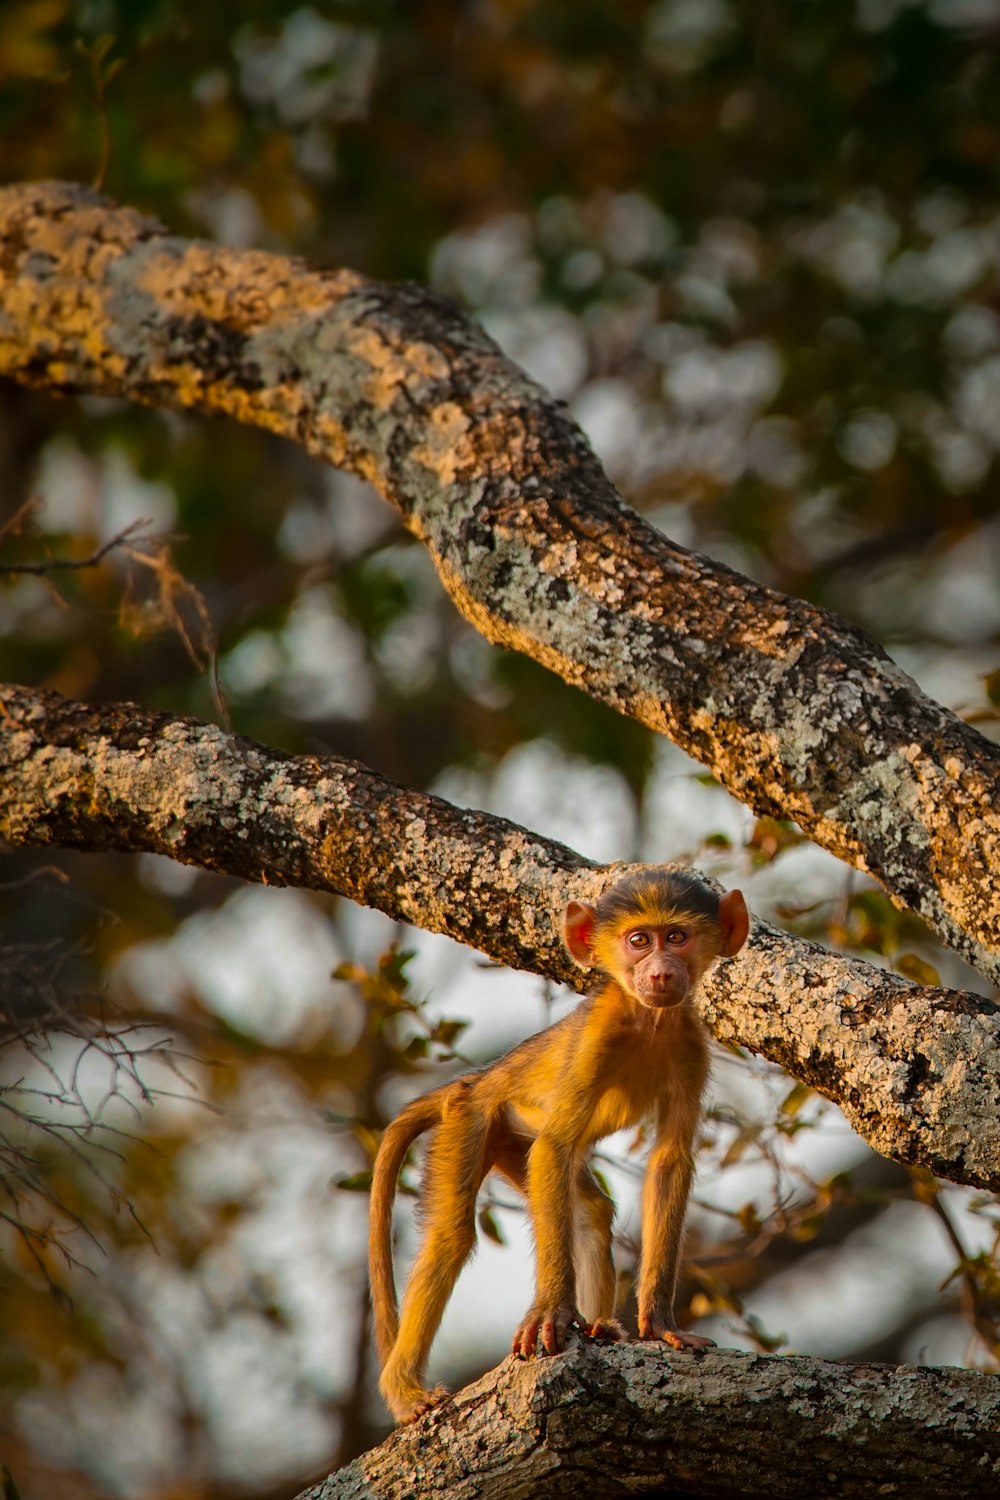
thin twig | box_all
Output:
[0,495,43,546]
[0,517,152,575]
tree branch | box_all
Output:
[297,1340,1000,1499]
[2,683,998,1191]
[1,182,999,981]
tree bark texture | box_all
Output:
[295,1340,1000,1499]
[3,683,999,1191]
[2,182,999,982]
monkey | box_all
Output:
[368,868,750,1424]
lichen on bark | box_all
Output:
[297,1340,1000,1499]
[3,684,999,1190]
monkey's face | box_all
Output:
[612,920,706,1008]
[562,878,749,1002]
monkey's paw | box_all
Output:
[398,1384,450,1424]
[585,1317,627,1341]
[638,1318,716,1353]
[512,1303,585,1359]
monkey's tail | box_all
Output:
[369,1092,444,1365]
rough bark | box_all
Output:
[2,182,999,982]
[296,1339,1000,1499]
[3,683,998,1191]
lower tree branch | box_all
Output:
[2,683,998,1190]
[298,1340,1000,1500]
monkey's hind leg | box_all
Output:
[379,1089,489,1424]
[575,1164,626,1342]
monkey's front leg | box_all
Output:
[513,1134,586,1358]
[637,1143,716,1353]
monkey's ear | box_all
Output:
[718,889,750,956]
[563,900,598,966]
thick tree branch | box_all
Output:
[297,1340,1000,1499]
[2,684,998,1190]
[1,182,999,981]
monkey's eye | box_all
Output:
[665,928,688,945]
[627,931,651,950]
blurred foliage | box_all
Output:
[3,1,1000,1495]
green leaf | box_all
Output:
[895,952,940,986]
[779,1082,813,1117]
[334,1171,373,1193]
[478,1206,506,1245]
[430,1017,469,1047]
